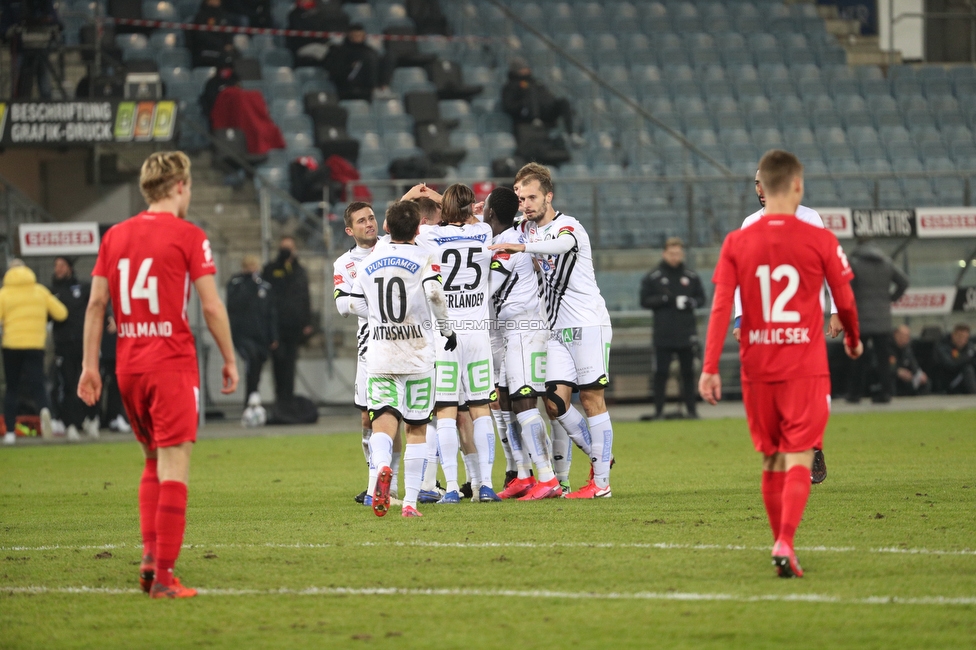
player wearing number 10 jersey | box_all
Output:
[78,152,239,598]
[699,150,862,579]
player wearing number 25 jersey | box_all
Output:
[79,152,238,599]
[700,150,861,580]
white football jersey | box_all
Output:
[418,222,492,322]
[351,243,441,375]
[741,204,824,230]
[734,204,836,318]
[520,212,610,329]
[333,244,373,358]
[490,227,543,326]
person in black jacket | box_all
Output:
[322,23,380,101]
[501,57,577,138]
[49,256,98,439]
[845,240,909,403]
[890,324,929,396]
[639,238,706,419]
[933,324,976,394]
[262,237,313,405]
[286,0,349,66]
[186,0,236,69]
[227,255,278,407]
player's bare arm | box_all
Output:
[488,241,525,254]
[78,276,110,406]
[400,182,443,204]
[194,274,239,394]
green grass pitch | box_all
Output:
[2,410,975,649]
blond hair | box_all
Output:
[140,151,191,203]
[514,162,554,196]
[757,149,803,197]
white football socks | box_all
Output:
[516,408,555,483]
[361,427,371,464]
[463,452,480,489]
[508,417,532,479]
[402,443,426,508]
[493,409,516,472]
[550,418,571,483]
[421,421,438,491]
[473,415,495,490]
[557,405,593,456]
[390,451,401,497]
[368,432,394,496]
[587,412,613,488]
[437,418,460,493]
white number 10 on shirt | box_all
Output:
[755,264,800,323]
[117,258,159,315]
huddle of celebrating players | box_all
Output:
[332,162,617,518]
[84,149,861,596]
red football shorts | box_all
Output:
[741,375,831,455]
[118,370,199,450]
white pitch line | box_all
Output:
[1,585,974,607]
[3,541,975,556]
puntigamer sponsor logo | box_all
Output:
[364,256,421,275]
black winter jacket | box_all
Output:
[262,255,312,340]
[640,261,706,349]
[227,272,278,347]
[848,244,909,335]
[49,274,90,353]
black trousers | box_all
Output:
[848,334,892,402]
[3,348,50,432]
[52,344,97,428]
[272,336,299,404]
[99,356,127,423]
[653,345,697,416]
[236,338,269,405]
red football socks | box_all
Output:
[139,459,159,558]
[778,465,812,548]
[761,470,785,541]
[154,481,188,587]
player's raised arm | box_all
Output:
[194,274,239,394]
[78,276,109,406]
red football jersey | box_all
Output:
[93,211,216,374]
[710,214,857,382]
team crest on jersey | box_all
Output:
[258,288,267,299]
[680,277,690,286]
[346,261,357,278]
[71,286,82,299]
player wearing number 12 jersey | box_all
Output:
[699,150,862,579]
[78,152,239,598]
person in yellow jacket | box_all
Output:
[0,259,68,444]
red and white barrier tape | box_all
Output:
[102,17,493,43]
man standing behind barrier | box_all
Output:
[49,256,98,440]
[640,237,706,420]
[263,236,313,407]
[845,239,909,404]
[227,255,278,412]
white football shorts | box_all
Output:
[546,325,612,390]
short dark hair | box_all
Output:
[486,187,519,227]
[664,237,684,250]
[386,201,421,241]
[413,196,440,222]
[758,149,804,196]
[953,323,971,334]
[343,201,372,228]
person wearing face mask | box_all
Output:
[640,238,707,421]
[501,57,577,139]
[262,237,313,406]
[226,255,278,412]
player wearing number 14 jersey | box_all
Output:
[699,150,862,579]
[78,152,239,598]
